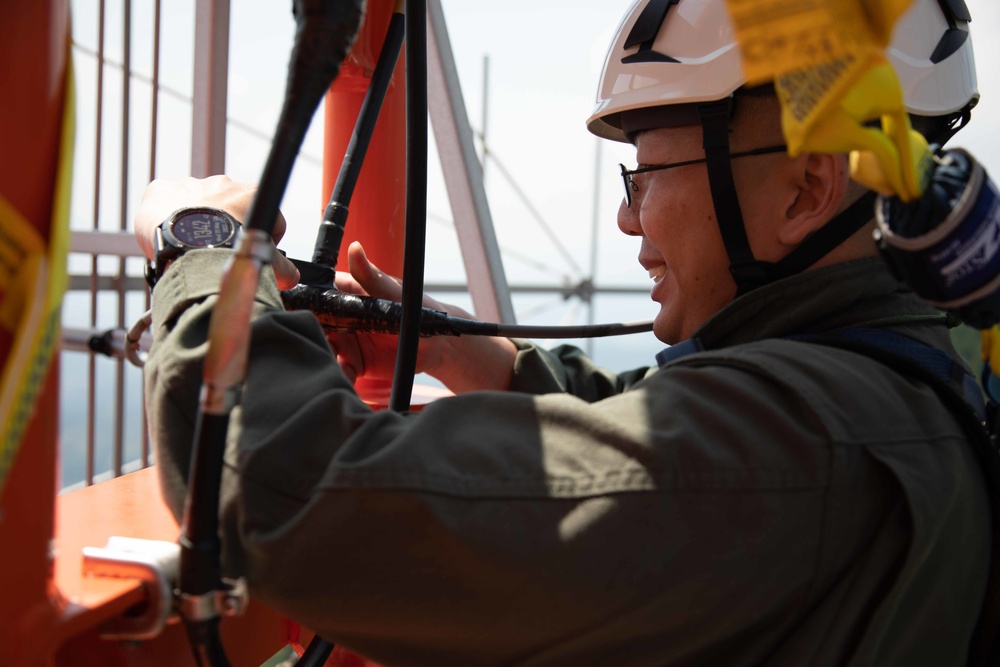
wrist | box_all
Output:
[145,207,241,288]
[435,335,516,394]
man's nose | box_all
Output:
[617,198,641,237]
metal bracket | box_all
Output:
[82,537,250,639]
[178,577,249,621]
[82,537,180,640]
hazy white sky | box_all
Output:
[62,1,648,485]
[66,0,1000,364]
[221,1,642,292]
[56,0,1000,484]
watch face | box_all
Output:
[170,209,237,248]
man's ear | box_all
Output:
[779,152,850,246]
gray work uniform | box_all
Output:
[146,252,990,666]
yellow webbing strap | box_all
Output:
[0,56,74,494]
[722,1,1000,383]
[724,1,1000,401]
[982,328,1000,383]
[724,0,931,201]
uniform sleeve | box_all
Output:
[143,251,892,666]
[508,339,653,400]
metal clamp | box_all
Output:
[235,227,275,265]
[178,577,249,621]
[82,537,180,640]
[125,309,153,367]
[83,312,153,369]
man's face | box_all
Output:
[618,123,786,344]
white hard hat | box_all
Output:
[889,0,979,118]
[588,0,979,142]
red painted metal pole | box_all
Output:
[315,4,404,664]
[0,1,69,664]
[323,0,407,404]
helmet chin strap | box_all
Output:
[697,101,878,297]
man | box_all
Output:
[137,0,990,664]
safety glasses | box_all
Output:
[619,145,787,208]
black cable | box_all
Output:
[297,635,336,667]
[490,320,653,339]
[177,2,364,665]
[244,1,361,239]
[311,7,406,275]
[179,412,229,598]
[179,413,231,667]
[281,285,653,338]
[389,0,428,413]
[300,7,406,663]
[184,617,230,667]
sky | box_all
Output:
[59,0,1000,485]
[66,0,1000,343]
[67,0,648,343]
[223,1,645,327]
[63,0,646,487]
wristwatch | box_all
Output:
[144,207,241,287]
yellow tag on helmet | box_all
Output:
[776,55,933,201]
[725,0,915,84]
[724,0,931,201]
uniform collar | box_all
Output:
[655,258,947,367]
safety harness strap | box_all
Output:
[767,192,879,279]
[698,101,769,293]
[698,101,879,296]
[796,328,1000,667]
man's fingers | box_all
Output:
[273,250,301,290]
[347,241,403,301]
[336,354,358,384]
[326,332,364,382]
[271,210,288,244]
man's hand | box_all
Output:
[327,242,518,393]
[134,175,300,288]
